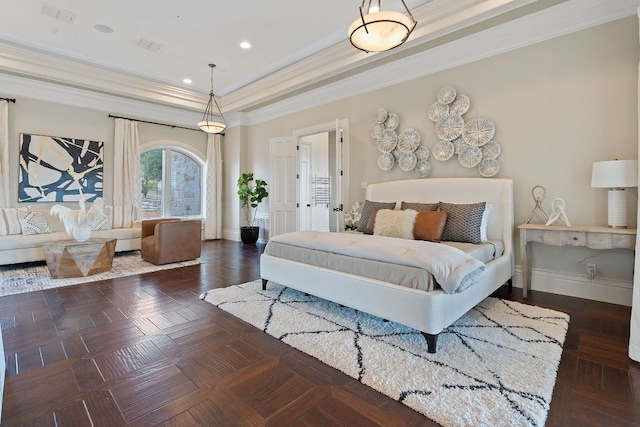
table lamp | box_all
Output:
[591,159,638,228]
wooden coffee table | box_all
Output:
[42,238,117,279]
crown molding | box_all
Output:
[0,72,205,128]
[0,0,636,127]
[221,0,540,113]
[0,41,206,111]
[245,0,639,125]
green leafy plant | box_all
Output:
[237,172,269,227]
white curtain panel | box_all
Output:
[113,118,141,220]
[204,133,222,239]
[629,7,640,362]
[0,100,9,207]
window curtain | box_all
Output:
[204,133,222,239]
[0,100,9,207]
[113,118,141,220]
[629,6,640,362]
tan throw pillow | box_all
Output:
[373,209,418,239]
[364,207,381,235]
[413,211,448,242]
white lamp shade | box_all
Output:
[591,159,638,188]
[348,10,416,52]
[198,120,226,134]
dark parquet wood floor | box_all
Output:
[1,240,639,426]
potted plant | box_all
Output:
[237,172,269,244]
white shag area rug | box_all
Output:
[201,280,569,427]
[0,251,201,296]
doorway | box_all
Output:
[268,119,349,238]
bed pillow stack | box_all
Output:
[358,200,488,244]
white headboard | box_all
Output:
[365,178,514,256]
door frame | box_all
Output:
[293,119,350,232]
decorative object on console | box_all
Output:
[525,185,549,224]
[429,87,502,177]
[50,197,107,242]
[591,159,638,228]
[348,0,417,53]
[18,133,103,202]
[198,63,227,134]
[545,198,571,226]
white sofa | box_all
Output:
[0,207,141,266]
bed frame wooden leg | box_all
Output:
[262,279,268,290]
[507,278,513,290]
[421,332,438,353]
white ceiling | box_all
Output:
[0,0,637,118]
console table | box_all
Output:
[518,224,636,298]
[42,238,117,279]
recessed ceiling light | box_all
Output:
[240,41,251,49]
[183,78,192,84]
[93,24,113,33]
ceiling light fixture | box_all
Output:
[198,63,226,134]
[240,41,251,49]
[348,0,417,53]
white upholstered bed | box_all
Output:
[260,178,514,353]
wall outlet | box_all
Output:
[587,263,596,280]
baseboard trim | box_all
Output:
[513,266,632,307]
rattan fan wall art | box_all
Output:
[428,87,502,177]
[369,107,432,177]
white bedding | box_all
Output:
[269,231,485,294]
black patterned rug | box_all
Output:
[201,280,569,427]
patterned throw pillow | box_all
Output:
[0,208,22,236]
[357,200,396,232]
[439,202,486,244]
[400,201,439,212]
[87,207,111,230]
[16,207,52,235]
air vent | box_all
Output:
[136,38,163,52]
[40,3,76,24]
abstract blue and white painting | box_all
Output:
[18,133,104,202]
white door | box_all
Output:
[298,142,311,231]
[331,120,344,232]
[269,137,297,238]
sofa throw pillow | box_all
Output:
[439,202,486,244]
[357,200,396,232]
[87,207,111,230]
[373,209,418,240]
[400,201,439,212]
[0,208,22,236]
[17,207,52,235]
[413,211,448,242]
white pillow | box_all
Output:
[373,209,418,239]
[17,207,52,235]
[480,203,491,242]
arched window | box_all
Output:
[140,147,203,219]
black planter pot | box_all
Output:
[240,226,260,244]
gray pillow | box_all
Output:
[400,201,439,212]
[439,202,486,244]
[357,200,396,232]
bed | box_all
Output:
[260,178,514,353]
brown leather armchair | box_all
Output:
[141,218,202,265]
